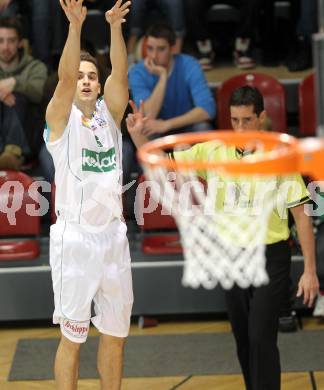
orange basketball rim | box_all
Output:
[137,130,324,181]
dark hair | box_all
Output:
[145,22,176,46]
[229,86,264,116]
[80,50,100,79]
[0,17,23,40]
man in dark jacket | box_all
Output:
[0,15,47,167]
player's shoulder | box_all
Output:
[96,96,112,115]
[96,97,118,126]
[96,96,105,108]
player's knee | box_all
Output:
[113,336,126,351]
[102,334,126,352]
[60,335,82,353]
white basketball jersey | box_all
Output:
[45,98,123,229]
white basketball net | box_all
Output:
[142,145,286,290]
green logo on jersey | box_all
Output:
[82,147,116,172]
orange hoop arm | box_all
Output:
[137,131,324,179]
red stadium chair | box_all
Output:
[0,170,40,261]
[299,73,316,136]
[217,72,287,132]
[136,175,182,254]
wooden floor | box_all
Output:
[1,317,324,389]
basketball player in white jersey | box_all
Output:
[45,1,132,389]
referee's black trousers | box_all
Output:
[225,240,291,390]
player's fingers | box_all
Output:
[60,0,68,9]
[120,1,131,11]
[143,128,153,136]
[125,116,135,129]
[129,100,138,114]
[296,284,303,297]
[303,289,310,305]
[121,8,130,16]
[126,113,135,121]
[139,100,145,115]
[308,291,316,307]
[114,0,122,9]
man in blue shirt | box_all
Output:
[123,23,216,216]
[128,22,215,136]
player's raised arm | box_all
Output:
[46,0,87,141]
[104,0,131,127]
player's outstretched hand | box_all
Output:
[105,0,131,26]
[60,0,87,27]
[126,100,147,134]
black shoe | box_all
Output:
[279,311,298,332]
[233,37,256,69]
[196,40,215,70]
[286,36,312,72]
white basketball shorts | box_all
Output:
[49,219,133,343]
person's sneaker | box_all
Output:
[313,294,324,317]
[286,36,312,72]
[196,39,214,70]
[279,311,298,333]
[233,37,256,70]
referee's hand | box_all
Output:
[296,271,319,307]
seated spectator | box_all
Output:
[0,0,19,17]
[185,0,215,70]
[29,0,54,70]
[123,22,215,216]
[28,0,105,71]
[286,0,317,72]
[27,0,67,71]
[186,0,261,70]
[0,16,47,160]
[129,23,215,136]
[259,0,317,70]
[0,116,27,169]
[127,0,185,65]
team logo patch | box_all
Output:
[94,115,107,127]
[81,115,97,131]
[82,147,116,172]
[81,112,107,130]
[62,319,89,339]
